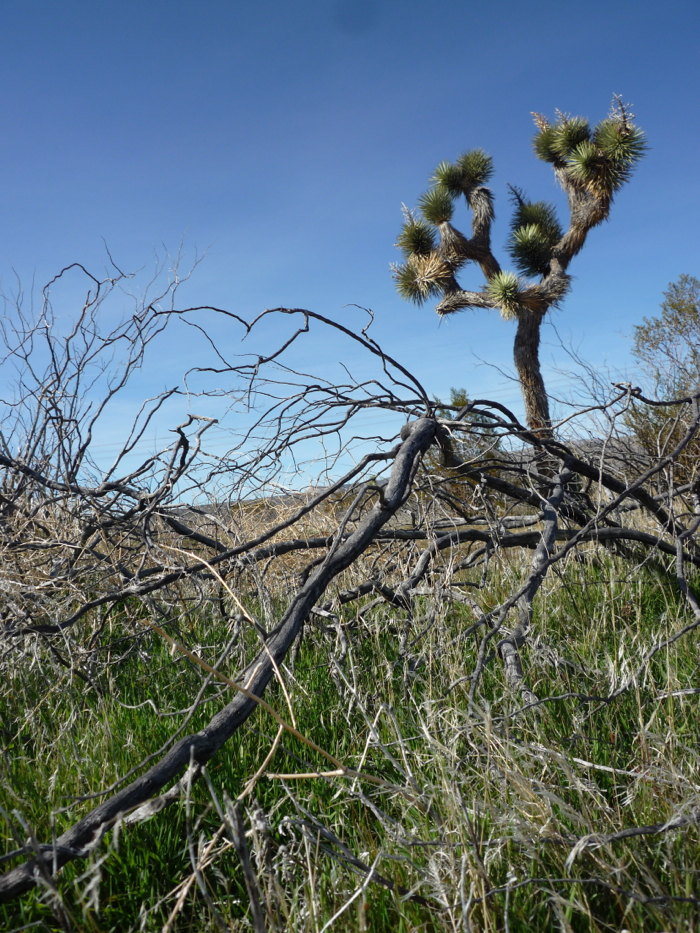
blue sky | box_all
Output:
[1,0,698,472]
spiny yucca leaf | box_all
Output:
[393,261,432,304]
[431,160,465,196]
[533,116,590,162]
[593,119,647,166]
[563,117,646,196]
[395,217,437,257]
[487,270,522,320]
[392,253,452,304]
[508,225,557,277]
[564,139,603,188]
[551,117,591,157]
[566,140,625,196]
[510,198,562,240]
[455,149,494,189]
[432,151,495,196]
[532,125,559,163]
[507,193,562,276]
[418,187,455,224]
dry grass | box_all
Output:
[2,484,700,932]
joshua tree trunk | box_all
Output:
[513,311,551,437]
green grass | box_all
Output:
[2,552,700,931]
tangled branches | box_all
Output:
[1,270,699,927]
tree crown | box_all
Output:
[392,97,646,321]
[631,275,700,398]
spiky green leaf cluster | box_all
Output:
[509,226,554,277]
[418,187,455,224]
[564,140,604,189]
[533,110,646,197]
[456,149,494,188]
[590,118,647,191]
[392,253,453,305]
[507,198,563,276]
[395,217,436,257]
[431,161,465,195]
[431,149,494,198]
[533,117,591,163]
[565,125,645,196]
[487,271,522,320]
[393,261,432,305]
[511,199,561,233]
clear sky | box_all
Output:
[1,0,698,470]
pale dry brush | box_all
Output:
[0,287,699,929]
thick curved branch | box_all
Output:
[0,418,436,903]
[435,289,497,316]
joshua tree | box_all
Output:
[393,96,646,436]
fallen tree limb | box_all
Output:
[0,418,437,903]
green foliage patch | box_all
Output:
[2,551,699,931]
